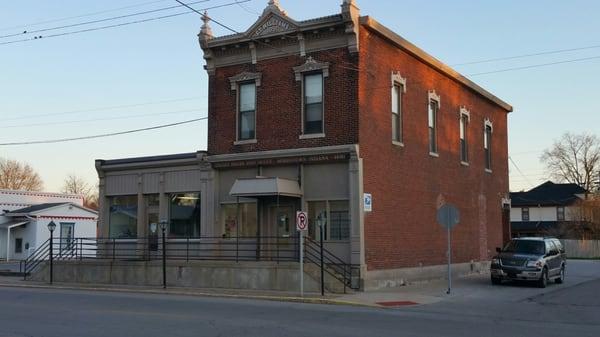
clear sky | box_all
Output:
[1,0,599,193]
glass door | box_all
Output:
[60,223,75,256]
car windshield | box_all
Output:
[503,240,545,255]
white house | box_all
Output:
[510,181,587,237]
[0,190,97,261]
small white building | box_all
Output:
[0,190,98,261]
[510,181,587,237]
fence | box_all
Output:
[561,239,600,259]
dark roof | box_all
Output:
[510,181,586,206]
[5,203,67,214]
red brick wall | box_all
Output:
[207,48,359,155]
[358,25,510,271]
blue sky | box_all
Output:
[1,0,599,192]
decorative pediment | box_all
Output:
[293,57,330,81]
[229,72,262,90]
[248,14,297,38]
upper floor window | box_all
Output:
[391,72,406,144]
[522,207,530,221]
[293,57,329,138]
[228,71,261,144]
[484,121,493,171]
[428,91,440,155]
[460,109,469,163]
[304,73,324,134]
[557,206,565,221]
[238,82,256,141]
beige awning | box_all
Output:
[229,177,302,198]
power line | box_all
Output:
[0,1,250,46]
[468,55,600,76]
[0,117,207,146]
[452,43,600,66]
[4,96,205,122]
[0,0,211,39]
[0,0,173,32]
[509,156,534,189]
[1,108,205,129]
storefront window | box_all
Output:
[221,203,257,238]
[109,195,138,238]
[307,200,349,241]
[169,193,201,238]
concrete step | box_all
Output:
[303,263,352,294]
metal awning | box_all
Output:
[229,177,302,198]
[0,220,29,229]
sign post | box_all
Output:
[296,211,308,297]
[436,204,460,295]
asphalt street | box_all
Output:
[0,260,598,337]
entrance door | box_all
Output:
[266,205,297,260]
[60,223,75,256]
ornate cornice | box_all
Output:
[293,57,330,81]
[229,71,262,90]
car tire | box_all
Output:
[537,268,548,288]
[555,266,565,284]
[491,276,502,285]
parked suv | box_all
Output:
[490,237,566,288]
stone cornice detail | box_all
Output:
[293,57,330,81]
[229,71,262,90]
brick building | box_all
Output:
[96,0,512,290]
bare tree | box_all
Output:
[62,175,98,210]
[541,133,600,191]
[0,158,44,191]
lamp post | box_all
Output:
[159,219,167,289]
[316,213,325,296]
[47,220,56,285]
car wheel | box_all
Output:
[555,266,565,284]
[537,268,548,288]
[491,276,502,285]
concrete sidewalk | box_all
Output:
[0,271,472,308]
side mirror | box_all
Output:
[496,247,502,253]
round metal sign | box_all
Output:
[437,204,460,229]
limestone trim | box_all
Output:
[391,72,407,92]
[428,90,440,107]
[229,71,262,90]
[293,57,330,81]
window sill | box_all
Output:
[299,133,325,140]
[392,141,404,147]
[429,152,439,158]
[460,161,470,166]
[234,139,257,145]
[485,168,493,174]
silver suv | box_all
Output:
[490,237,566,288]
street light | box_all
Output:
[159,219,167,289]
[47,220,56,285]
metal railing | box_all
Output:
[303,236,360,292]
[21,234,360,292]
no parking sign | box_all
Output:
[296,211,308,231]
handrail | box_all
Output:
[19,235,360,292]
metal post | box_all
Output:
[23,260,27,281]
[49,231,54,285]
[320,224,325,296]
[112,238,116,261]
[162,227,167,289]
[447,226,452,295]
[186,237,189,262]
[299,230,304,297]
[236,196,240,263]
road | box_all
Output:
[0,260,598,337]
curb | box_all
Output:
[0,282,378,308]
